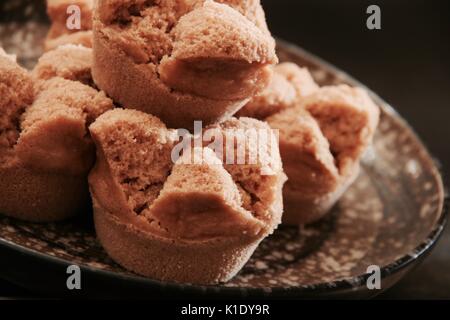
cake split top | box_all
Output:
[92,0,278,128]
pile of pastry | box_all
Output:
[0,0,379,285]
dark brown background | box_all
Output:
[0,0,449,299]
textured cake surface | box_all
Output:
[0,46,113,221]
[88,108,287,283]
[240,62,380,224]
[45,0,94,51]
[92,0,278,128]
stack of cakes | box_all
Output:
[0,0,379,284]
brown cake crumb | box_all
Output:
[33,44,93,85]
[206,117,286,228]
[89,109,176,220]
[301,85,380,173]
[0,48,113,222]
[237,70,296,120]
[47,0,94,31]
[215,0,271,33]
[88,108,286,283]
[275,62,319,99]
[0,53,34,156]
[267,107,339,195]
[92,0,278,128]
[31,77,112,124]
[15,77,113,175]
[263,80,379,224]
[89,109,285,239]
[44,30,93,51]
[149,147,265,240]
[238,62,319,119]
[45,0,94,51]
[159,1,276,100]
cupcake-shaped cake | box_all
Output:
[89,109,286,284]
[0,47,113,221]
[239,63,380,224]
[92,0,278,129]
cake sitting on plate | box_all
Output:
[0,0,380,285]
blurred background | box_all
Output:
[0,0,449,299]
[261,0,450,299]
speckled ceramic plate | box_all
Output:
[0,0,447,299]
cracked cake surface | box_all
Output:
[0,0,384,284]
[88,108,286,283]
[238,62,319,119]
[0,53,34,158]
[241,62,380,224]
[89,109,285,240]
[45,0,94,51]
[92,0,278,128]
[32,44,93,85]
[0,47,113,221]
